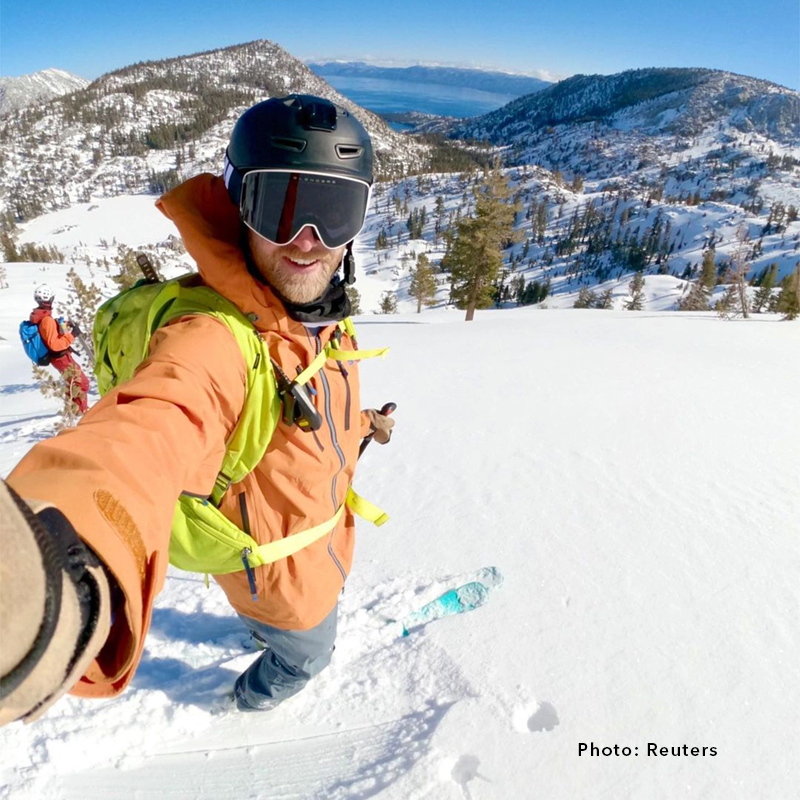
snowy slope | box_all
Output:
[1,217,799,797]
[0,69,88,116]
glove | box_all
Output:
[70,323,83,338]
[0,481,111,726]
[364,408,395,445]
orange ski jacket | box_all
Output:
[31,307,74,353]
[8,174,374,698]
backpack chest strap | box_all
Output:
[294,319,389,387]
[245,487,387,568]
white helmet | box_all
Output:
[34,284,55,305]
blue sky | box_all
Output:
[1,0,798,89]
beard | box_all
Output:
[247,229,345,305]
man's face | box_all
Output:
[247,225,345,305]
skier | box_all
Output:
[26,284,90,414]
[0,95,394,725]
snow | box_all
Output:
[17,196,176,252]
[1,203,799,799]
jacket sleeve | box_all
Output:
[6,315,247,697]
[39,315,74,352]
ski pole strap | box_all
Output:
[244,487,388,567]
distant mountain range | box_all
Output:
[308,61,551,97]
[450,68,798,145]
[0,40,474,222]
[0,68,88,116]
[1,46,797,249]
[436,67,799,199]
[1,49,798,315]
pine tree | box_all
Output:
[113,245,145,290]
[753,263,778,312]
[434,195,446,243]
[777,263,800,320]
[678,281,711,311]
[408,254,437,313]
[449,161,520,321]
[699,248,717,290]
[379,291,398,314]
[63,267,103,367]
[1,231,19,261]
[345,286,362,315]
[595,288,614,309]
[536,204,547,244]
[573,286,597,308]
[625,273,646,310]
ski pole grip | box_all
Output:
[358,402,397,458]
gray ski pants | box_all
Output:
[234,604,337,712]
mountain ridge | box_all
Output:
[308,61,551,97]
[449,67,799,144]
[0,68,89,116]
[0,40,475,222]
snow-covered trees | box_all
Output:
[625,272,646,310]
[716,227,751,319]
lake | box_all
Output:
[319,75,517,122]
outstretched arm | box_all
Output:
[3,315,246,716]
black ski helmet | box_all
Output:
[224,94,373,208]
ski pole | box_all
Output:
[359,402,396,459]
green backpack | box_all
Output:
[93,273,388,580]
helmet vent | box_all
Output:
[335,144,364,159]
[272,137,307,152]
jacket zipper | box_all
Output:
[333,330,352,431]
[239,491,251,535]
[239,493,258,601]
[313,332,348,585]
[338,362,351,431]
[241,548,258,601]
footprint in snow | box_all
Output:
[512,699,560,733]
[450,754,491,799]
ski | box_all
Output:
[394,566,504,637]
[75,332,95,362]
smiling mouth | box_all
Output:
[284,256,320,269]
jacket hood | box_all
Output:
[155,174,307,337]
[30,306,52,324]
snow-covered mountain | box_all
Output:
[0,68,88,117]
[451,68,798,143]
[438,68,799,205]
[309,61,551,96]
[0,40,446,222]
[1,55,798,315]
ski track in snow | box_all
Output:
[2,567,551,800]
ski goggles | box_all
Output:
[240,170,371,250]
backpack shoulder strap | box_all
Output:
[93,274,280,502]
